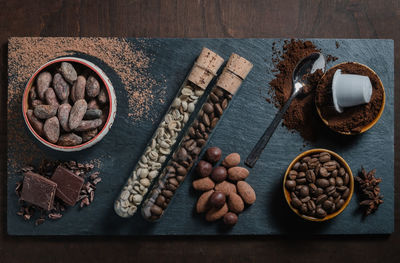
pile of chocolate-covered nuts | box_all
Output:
[192,147,256,226]
[285,151,351,219]
[26,62,108,146]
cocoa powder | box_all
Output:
[315,62,384,133]
[269,39,330,141]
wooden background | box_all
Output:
[0,0,398,262]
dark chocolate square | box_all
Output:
[51,166,84,206]
[21,172,57,211]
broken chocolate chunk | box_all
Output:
[51,165,84,206]
[20,172,57,210]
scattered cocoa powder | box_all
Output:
[268,39,329,141]
[315,62,384,133]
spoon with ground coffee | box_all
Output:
[245,52,326,168]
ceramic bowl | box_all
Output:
[22,57,117,152]
[283,148,354,222]
[315,62,385,135]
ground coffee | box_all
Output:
[269,39,336,141]
[315,62,384,133]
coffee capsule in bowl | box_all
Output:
[315,62,385,135]
[283,149,354,222]
[22,57,117,152]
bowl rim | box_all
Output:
[22,57,113,150]
[283,148,354,222]
[315,62,386,135]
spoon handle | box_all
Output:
[245,94,296,168]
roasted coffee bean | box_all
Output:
[316,208,327,218]
[343,173,350,185]
[339,167,346,176]
[325,185,336,196]
[300,204,308,214]
[214,103,223,116]
[342,188,350,199]
[309,183,317,193]
[285,180,296,191]
[331,169,338,177]
[202,113,210,127]
[297,172,306,178]
[299,185,309,197]
[329,177,336,186]
[316,178,330,188]
[322,200,333,211]
[203,103,214,114]
[324,161,337,172]
[301,196,310,203]
[319,167,329,177]
[306,170,316,183]
[302,156,311,163]
[210,92,219,103]
[316,194,328,205]
[336,199,345,209]
[293,162,301,170]
[335,177,344,186]
[291,198,302,208]
[296,178,307,184]
[299,163,308,172]
[307,200,316,211]
[221,98,228,109]
[319,152,331,163]
[288,170,298,179]
[308,158,319,169]
[336,186,347,192]
[175,165,186,176]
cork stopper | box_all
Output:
[188,48,224,89]
[225,53,254,80]
[217,53,253,94]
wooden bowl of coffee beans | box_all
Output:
[283,149,354,222]
[22,57,117,152]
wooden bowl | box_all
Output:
[315,62,385,135]
[22,57,117,152]
[283,148,354,222]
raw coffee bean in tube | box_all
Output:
[114,48,224,218]
[141,53,253,222]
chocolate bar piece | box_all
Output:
[21,172,57,210]
[51,165,84,206]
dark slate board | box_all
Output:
[7,38,394,235]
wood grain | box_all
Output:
[0,0,399,262]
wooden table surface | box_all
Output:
[0,0,398,262]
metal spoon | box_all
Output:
[245,52,326,168]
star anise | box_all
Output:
[355,167,383,216]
